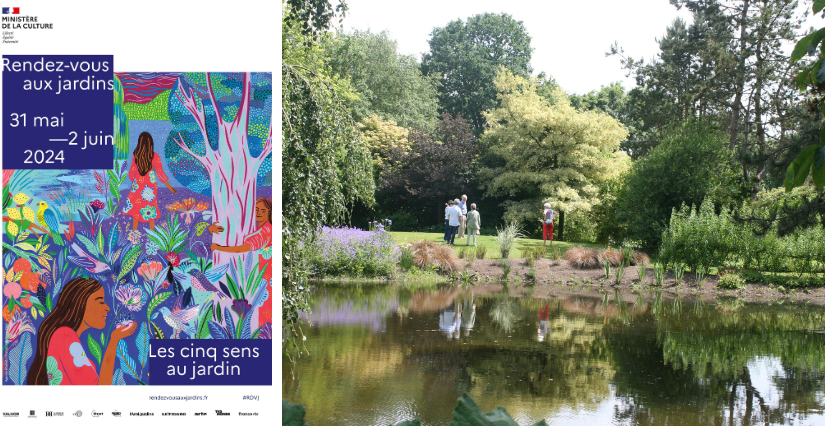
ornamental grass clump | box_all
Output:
[310,226,400,277]
[495,222,525,259]
[411,240,459,274]
[563,247,600,269]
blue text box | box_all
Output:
[148,339,272,386]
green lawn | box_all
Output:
[390,232,604,259]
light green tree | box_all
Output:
[480,69,629,238]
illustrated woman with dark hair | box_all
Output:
[209,197,272,327]
[28,278,136,385]
[124,132,177,231]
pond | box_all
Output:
[282,284,825,425]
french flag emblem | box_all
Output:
[2,7,20,14]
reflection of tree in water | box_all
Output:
[490,298,520,332]
[605,300,825,424]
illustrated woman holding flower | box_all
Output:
[124,132,177,231]
[28,278,136,385]
[209,197,272,327]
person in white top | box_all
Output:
[457,195,468,239]
[543,202,556,247]
[444,200,453,243]
[446,201,462,245]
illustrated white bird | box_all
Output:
[159,295,199,339]
[68,243,110,273]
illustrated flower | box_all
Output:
[131,182,139,192]
[122,199,133,214]
[231,299,252,318]
[69,342,92,368]
[160,280,170,290]
[46,356,63,385]
[140,205,157,221]
[145,241,159,256]
[89,200,105,213]
[19,295,33,309]
[6,309,35,342]
[164,252,180,268]
[141,186,155,202]
[166,198,209,225]
[116,318,135,329]
[127,230,142,245]
[137,261,163,282]
[149,171,157,184]
[3,282,22,299]
[115,285,145,311]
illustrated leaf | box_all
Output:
[75,234,99,257]
[146,291,172,321]
[17,243,36,252]
[31,306,37,320]
[195,222,209,236]
[151,321,166,339]
[209,321,229,339]
[116,339,139,379]
[87,333,103,366]
[9,332,33,385]
[112,368,125,386]
[108,224,119,257]
[136,322,150,368]
[100,333,106,349]
[224,307,237,339]
[119,245,142,280]
[241,309,253,339]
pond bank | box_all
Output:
[312,258,825,305]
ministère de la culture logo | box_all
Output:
[2,7,55,44]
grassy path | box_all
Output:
[389,231,604,259]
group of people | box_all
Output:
[443,195,481,246]
[443,198,557,247]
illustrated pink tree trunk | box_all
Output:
[172,72,272,267]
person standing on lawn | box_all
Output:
[465,203,480,246]
[444,200,453,243]
[457,195,468,239]
[543,202,556,247]
[446,200,462,245]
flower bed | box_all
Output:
[310,226,400,277]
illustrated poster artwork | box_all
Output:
[2,72,273,385]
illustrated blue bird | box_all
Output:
[68,243,110,273]
[172,263,230,300]
[36,201,64,245]
[159,294,199,339]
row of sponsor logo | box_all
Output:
[2,410,259,418]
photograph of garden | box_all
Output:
[3,72,272,386]
[283,0,825,424]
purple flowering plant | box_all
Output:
[310,224,400,277]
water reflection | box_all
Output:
[283,285,825,426]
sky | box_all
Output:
[340,0,821,95]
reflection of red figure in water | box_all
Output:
[537,303,550,342]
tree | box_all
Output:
[379,113,478,227]
[325,29,440,130]
[479,70,629,239]
[283,6,375,359]
[164,73,272,266]
[615,121,740,249]
[422,13,533,134]
[569,82,645,159]
[358,115,411,180]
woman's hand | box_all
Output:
[208,223,224,234]
[111,322,137,342]
[210,243,221,251]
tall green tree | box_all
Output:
[282,3,375,359]
[422,12,533,134]
[615,121,740,249]
[325,29,440,130]
[480,70,629,239]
